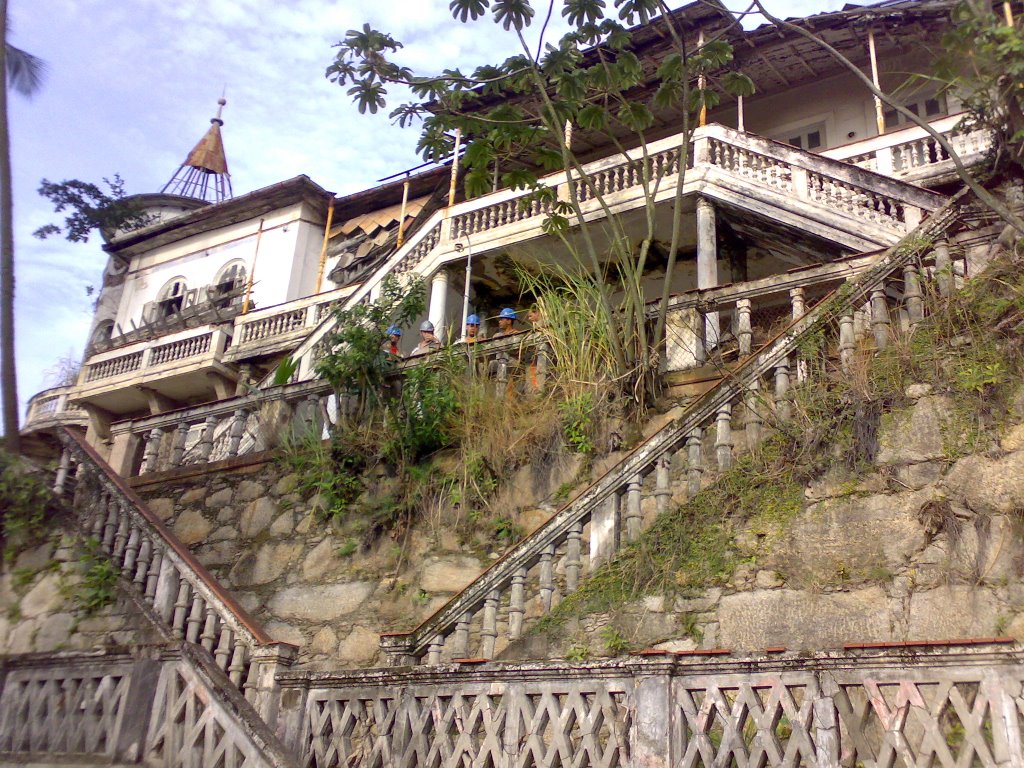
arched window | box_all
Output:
[212,260,246,308]
[90,320,114,347]
[157,278,188,319]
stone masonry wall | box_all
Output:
[511,386,1024,661]
[131,448,584,669]
[0,524,163,655]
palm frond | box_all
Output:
[5,44,45,98]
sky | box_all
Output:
[9,0,838,417]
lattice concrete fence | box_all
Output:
[274,646,1024,768]
[0,644,296,767]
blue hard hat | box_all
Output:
[386,326,402,337]
[466,314,480,325]
[499,307,517,320]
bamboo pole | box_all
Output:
[867,28,886,134]
[737,95,745,132]
[314,199,335,293]
[698,31,708,127]
[241,219,264,315]
[1004,1,1013,25]
[447,128,462,208]
[396,176,410,248]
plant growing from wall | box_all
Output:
[0,449,61,560]
[326,0,755,411]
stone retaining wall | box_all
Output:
[514,387,1024,659]
[131,448,583,668]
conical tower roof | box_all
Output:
[162,98,234,203]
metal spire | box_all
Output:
[162,97,234,203]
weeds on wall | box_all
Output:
[73,538,118,615]
[0,450,62,561]
[538,244,1024,634]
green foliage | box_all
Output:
[272,357,299,387]
[937,2,1024,174]
[536,435,805,634]
[75,538,118,615]
[279,431,366,522]
[338,538,359,558]
[560,392,596,454]
[316,274,426,419]
[599,625,631,655]
[0,450,61,560]
[565,643,591,662]
[33,174,156,243]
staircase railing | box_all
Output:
[0,644,298,767]
[267,123,946,387]
[54,428,297,712]
[379,198,965,666]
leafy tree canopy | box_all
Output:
[34,174,156,243]
[326,0,753,200]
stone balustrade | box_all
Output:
[822,112,991,181]
[377,199,964,667]
[0,644,297,767]
[276,644,1024,768]
[226,285,356,363]
[80,326,231,385]
[22,385,87,434]
[53,429,296,710]
[280,122,948,385]
[113,332,548,478]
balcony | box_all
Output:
[22,385,88,434]
[822,113,990,185]
[223,285,356,364]
[73,326,235,415]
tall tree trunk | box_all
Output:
[0,0,21,453]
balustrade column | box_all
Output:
[198,415,218,460]
[934,238,953,297]
[774,358,791,421]
[625,474,643,542]
[870,288,890,350]
[903,263,924,327]
[53,449,71,495]
[590,493,620,569]
[744,380,763,448]
[539,545,556,611]
[142,427,163,474]
[839,311,856,373]
[790,287,806,319]
[655,457,671,514]
[686,428,703,498]
[565,524,582,592]
[453,613,471,657]
[735,299,752,357]
[480,589,500,658]
[696,197,720,347]
[227,408,248,457]
[428,269,450,342]
[170,422,189,466]
[715,405,733,470]
[508,569,527,639]
[427,635,444,665]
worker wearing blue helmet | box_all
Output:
[383,326,402,357]
[464,313,481,343]
[492,307,517,338]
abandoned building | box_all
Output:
[5,0,1024,766]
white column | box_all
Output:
[696,197,719,347]
[428,269,450,342]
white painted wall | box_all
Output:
[112,202,327,335]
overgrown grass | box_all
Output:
[535,434,807,634]
[537,247,1024,635]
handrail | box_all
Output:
[381,192,965,663]
[266,122,948,389]
[58,427,276,647]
